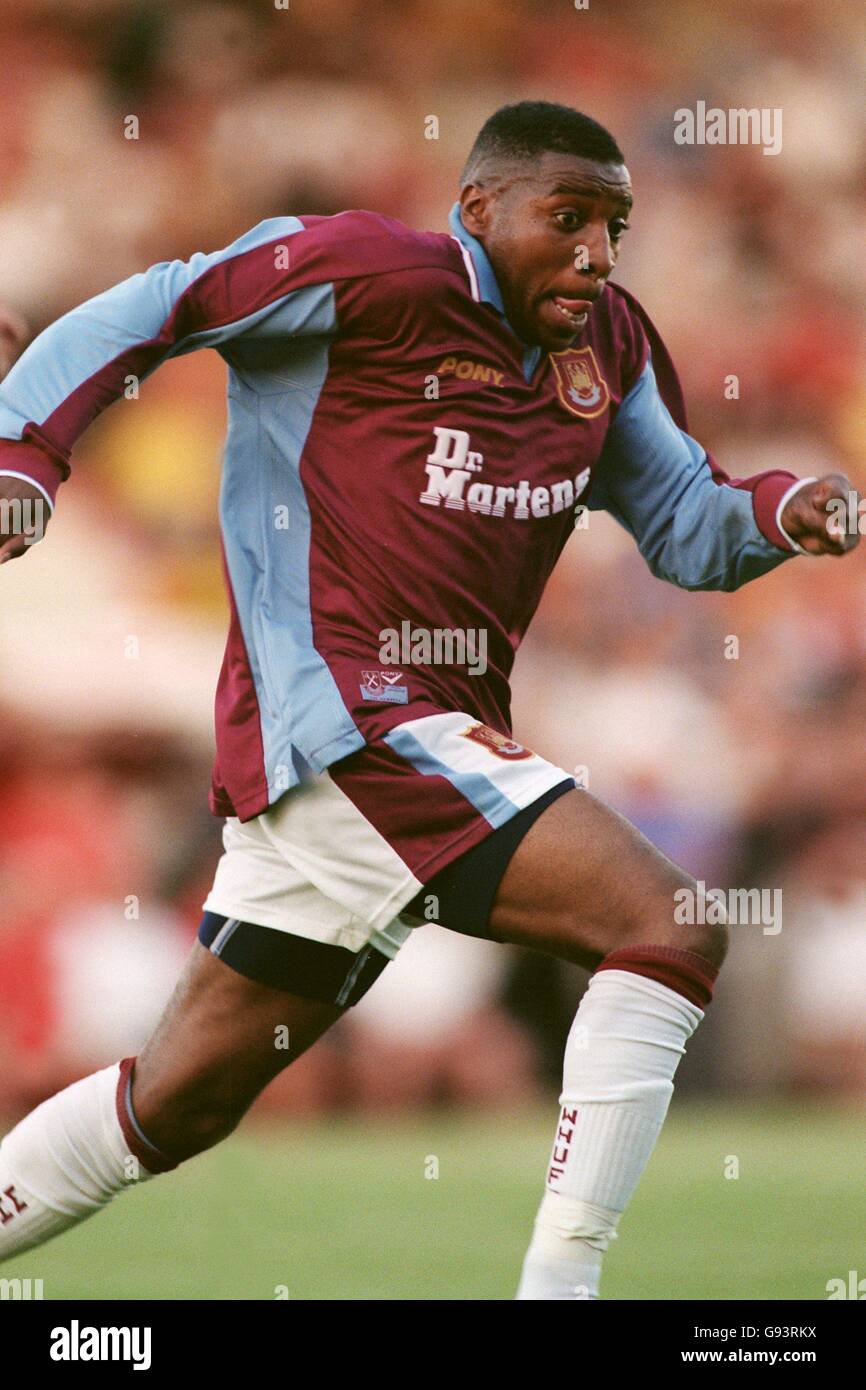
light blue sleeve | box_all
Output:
[0,217,337,449]
[588,359,793,591]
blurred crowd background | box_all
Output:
[1,0,865,1117]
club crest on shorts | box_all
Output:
[460,723,534,759]
[550,346,610,419]
[360,669,408,704]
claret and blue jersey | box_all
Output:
[0,204,801,821]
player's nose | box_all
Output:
[574,223,616,281]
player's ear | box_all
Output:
[459,184,493,237]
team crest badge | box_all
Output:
[360,669,408,704]
[550,347,610,419]
[461,723,534,760]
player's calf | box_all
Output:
[130,945,342,1160]
[482,788,727,1300]
[0,945,340,1262]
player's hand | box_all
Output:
[0,475,49,564]
[780,473,860,557]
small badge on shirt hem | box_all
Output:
[460,723,534,759]
[360,670,409,704]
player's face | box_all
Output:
[460,154,633,353]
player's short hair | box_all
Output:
[461,101,624,184]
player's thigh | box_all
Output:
[133,942,342,1148]
[487,787,723,969]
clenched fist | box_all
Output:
[0,475,49,563]
[780,474,860,557]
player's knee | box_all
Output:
[174,1103,242,1156]
[651,870,729,969]
[611,868,729,971]
[135,1077,249,1161]
[679,917,729,970]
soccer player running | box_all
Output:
[0,102,856,1299]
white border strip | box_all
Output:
[451,236,480,302]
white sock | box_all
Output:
[516,968,705,1300]
[0,1061,165,1260]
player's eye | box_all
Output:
[609,218,630,240]
[554,210,585,232]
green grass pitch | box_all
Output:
[3,1100,863,1300]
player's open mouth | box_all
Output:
[550,296,593,329]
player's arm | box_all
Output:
[588,358,856,591]
[0,216,340,562]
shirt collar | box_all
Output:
[448,202,542,379]
[448,201,506,315]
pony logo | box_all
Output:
[360,670,408,704]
